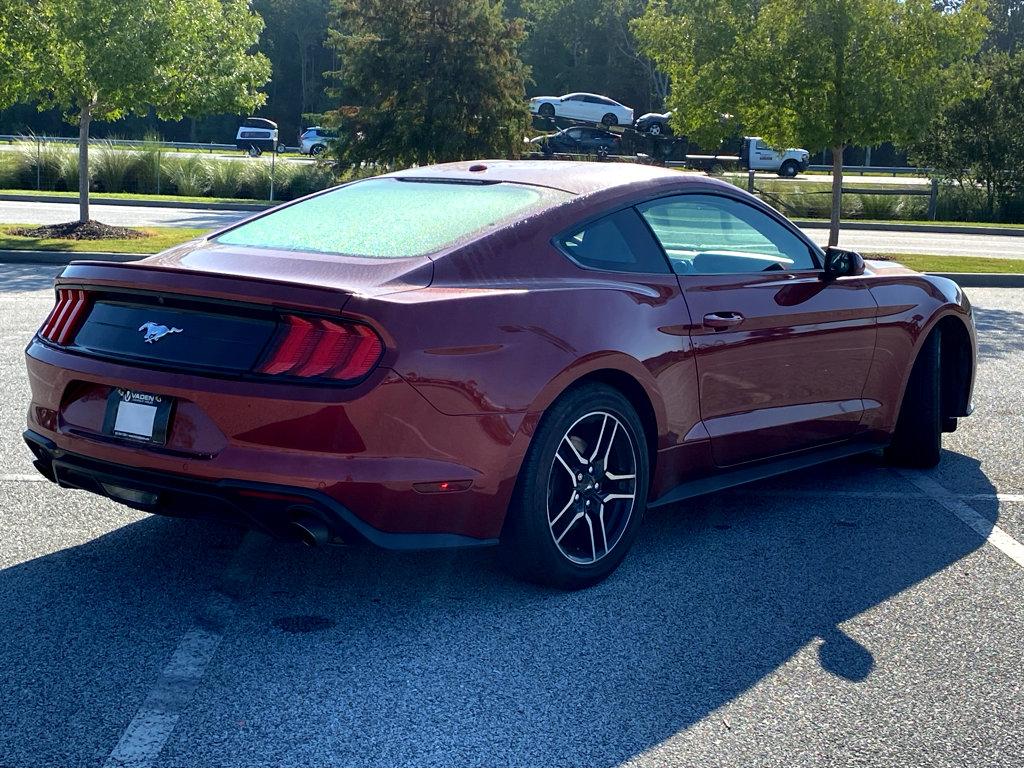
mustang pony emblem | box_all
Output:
[138,321,183,343]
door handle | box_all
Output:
[703,311,744,330]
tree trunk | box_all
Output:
[78,101,92,224]
[829,144,845,248]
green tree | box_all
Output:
[0,0,270,224]
[634,0,987,245]
[913,52,1024,221]
[325,0,530,168]
[253,0,333,140]
[519,0,666,113]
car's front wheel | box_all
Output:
[501,383,649,589]
[310,144,326,156]
[538,103,555,118]
[885,330,942,468]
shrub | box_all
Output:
[15,137,80,190]
[164,155,211,197]
[287,163,340,199]
[207,159,246,198]
[92,140,140,193]
[852,192,928,221]
[238,161,272,200]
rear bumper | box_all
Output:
[24,430,497,550]
[25,340,525,542]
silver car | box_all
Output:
[299,126,335,156]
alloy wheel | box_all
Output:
[546,411,638,565]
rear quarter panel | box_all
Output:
[342,223,705,500]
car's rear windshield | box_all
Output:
[214,177,572,258]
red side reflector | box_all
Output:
[257,315,383,382]
[413,480,473,494]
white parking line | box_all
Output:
[0,474,46,482]
[898,470,1024,570]
[105,531,268,767]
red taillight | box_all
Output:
[39,288,89,346]
[257,315,383,382]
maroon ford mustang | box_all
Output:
[24,161,976,588]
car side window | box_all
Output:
[566,128,583,140]
[557,208,670,274]
[637,194,818,275]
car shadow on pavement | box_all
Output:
[972,304,1024,360]
[0,451,999,766]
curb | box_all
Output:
[3,250,1023,287]
[0,250,145,264]
[795,219,1024,237]
[928,272,1024,288]
[0,193,268,212]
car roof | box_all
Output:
[388,159,709,196]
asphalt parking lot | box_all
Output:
[1,264,1022,767]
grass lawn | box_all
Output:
[867,253,1024,273]
[800,217,1024,230]
[0,189,270,206]
[0,224,208,253]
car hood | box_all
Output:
[133,238,434,297]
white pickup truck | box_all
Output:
[741,137,810,177]
[680,136,810,177]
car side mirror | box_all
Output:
[822,247,865,280]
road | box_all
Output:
[1,266,1022,766]
[3,199,1023,258]
[724,170,932,186]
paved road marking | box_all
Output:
[898,470,1024,570]
[723,487,1024,503]
[105,531,268,767]
[0,473,46,482]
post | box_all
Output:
[747,168,755,194]
[36,137,41,190]
[156,149,161,195]
[928,178,938,221]
[269,149,275,202]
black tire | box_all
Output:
[648,122,662,136]
[596,146,609,159]
[885,330,942,468]
[247,145,262,157]
[500,383,650,590]
[277,143,287,154]
[601,113,618,127]
[310,144,326,156]
[779,159,799,178]
[539,102,555,118]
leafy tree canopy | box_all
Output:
[2,0,270,123]
[0,0,271,222]
[518,0,666,114]
[325,0,530,168]
[913,51,1024,221]
[633,0,987,244]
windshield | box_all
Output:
[215,177,571,258]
